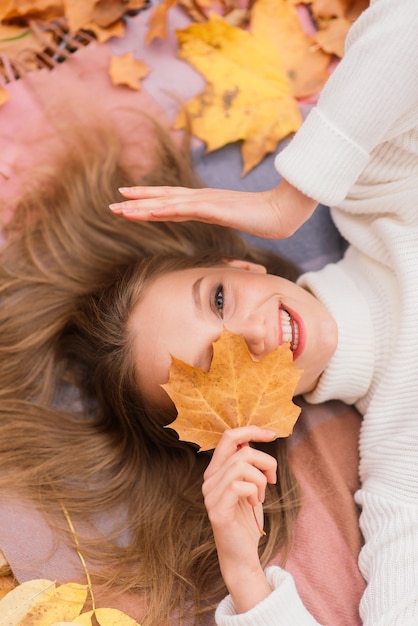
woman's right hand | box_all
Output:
[202,426,278,614]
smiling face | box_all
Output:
[129,260,338,408]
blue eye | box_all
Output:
[214,285,224,317]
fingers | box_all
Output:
[203,458,271,510]
[108,181,318,240]
[118,185,185,198]
[108,186,276,235]
[203,427,278,506]
[204,426,277,480]
[109,186,232,225]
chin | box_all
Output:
[294,368,323,396]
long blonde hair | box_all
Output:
[0,118,300,624]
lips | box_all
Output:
[279,307,300,357]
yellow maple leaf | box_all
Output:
[0,578,56,623]
[15,582,88,624]
[173,12,303,175]
[250,0,331,99]
[108,52,150,90]
[163,328,302,451]
[0,579,143,626]
[73,607,142,625]
[251,0,331,98]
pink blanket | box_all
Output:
[0,7,364,623]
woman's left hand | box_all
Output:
[109,180,317,240]
[202,426,277,613]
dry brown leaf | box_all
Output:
[178,0,210,24]
[298,0,369,25]
[0,575,17,600]
[146,0,250,38]
[343,0,369,20]
[0,0,64,22]
[63,0,96,33]
[163,328,302,451]
[310,0,348,19]
[312,16,351,57]
[108,52,150,90]
[145,0,179,44]
[0,0,146,37]
[192,0,213,9]
[3,0,146,32]
[222,7,249,28]
[286,0,369,51]
[85,19,125,43]
[0,86,11,107]
[173,12,303,175]
[92,0,147,28]
[0,0,14,22]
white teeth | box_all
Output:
[293,324,299,352]
[280,308,292,342]
[280,308,299,352]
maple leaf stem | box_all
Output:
[252,506,266,537]
[61,504,96,611]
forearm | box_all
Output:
[270,179,318,238]
[219,559,272,614]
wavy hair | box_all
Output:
[0,117,300,624]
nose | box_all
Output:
[228,314,267,359]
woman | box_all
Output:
[108,0,418,624]
[0,106,366,623]
[0,118,315,625]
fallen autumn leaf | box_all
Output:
[163,328,302,451]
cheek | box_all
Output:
[134,343,175,410]
[135,331,169,388]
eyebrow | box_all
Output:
[192,276,203,313]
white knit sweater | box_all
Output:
[216,0,418,623]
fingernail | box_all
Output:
[109,203,122,211]
[118,187,129,193]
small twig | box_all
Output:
[0,30,32,43]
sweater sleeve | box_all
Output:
[274,0,418,206]
[215,567,322,626]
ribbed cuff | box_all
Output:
[274,107,369,207]
[215,567,321,625]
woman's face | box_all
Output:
[129,260,338,408]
